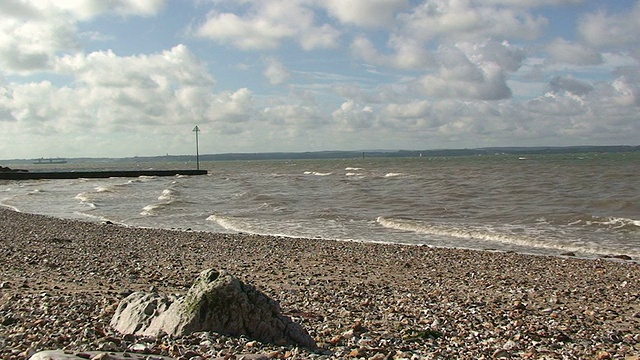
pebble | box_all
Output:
[1,208,639,359]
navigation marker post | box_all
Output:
[193,126,200,170]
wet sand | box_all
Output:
[1,207,639,359]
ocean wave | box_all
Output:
[141,203,165,216]
[304,171,333,176]
[73,211,125,225]
[345,167,363,171]
[0,203,21,212]
[206,214,250,233]
[158,188,178,201]
[94,185,115,193]
[74,192,97,208]
[376,216,638,257]
[384,172,404,178]
[126,176,156,184]
[570,215,640,232]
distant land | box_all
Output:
[2,145,639,164]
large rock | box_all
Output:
[110,269,316,348]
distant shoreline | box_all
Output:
[2,145,638,164]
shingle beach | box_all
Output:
[1,207,639,359]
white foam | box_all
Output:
[384,172,404,177]
[0,203,21,212]
[304,171,333,176]
[158,188,177,201]
[376,216,637,257]
[74,192,97,208]
[94,186,115,193]
[206,214,251,233]
[141,203,163,216]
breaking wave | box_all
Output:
[206,214,252,233]
[304,171,333,176]
[375,216,638,257]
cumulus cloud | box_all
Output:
[548,76,594,96]
[482,0,584,7]
[545,38,603,66]
[193,1,340,50]
[331,100,377,131]
[323,0,410,28]
[608,77,640,107]
[263,57,291,85]
[351,35,435,70]
[416,41,524,100]
[0,0,166,74]
[578,2,640,49]
[398,0,547,42]
[2,0,639,158]
[2,45,221,135]
[526,92,588,116]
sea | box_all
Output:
[1,152,639,260]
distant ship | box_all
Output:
[33,157,67,164]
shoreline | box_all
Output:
[1,207,639,358]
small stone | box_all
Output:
[349,347,366,357]
[91,353,114,360]
[342,329,355,339]
[493,349,510,358]
[502,340,517,350]
[328,335,342,345]
[129,343,148,353]
[512,301,526,311]
[368,353,386,360]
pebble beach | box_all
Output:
[1,207,639,359]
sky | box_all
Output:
[0,0,639,159]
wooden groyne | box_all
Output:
[0,169,208,180]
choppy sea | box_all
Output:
[1,153,639,260]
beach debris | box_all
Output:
[110,269,316,348]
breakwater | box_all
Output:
[0,169,207,180]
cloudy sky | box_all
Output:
[1,0,639,159]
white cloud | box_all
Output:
[608,77,640,107]
[351,35,435,70]
[331,100,377,131]
[323,0,410,28]
[51,0,165,20]
[194,1,340,50]
[1,0,639,158]
[1,45,220,135]
[416,41,524,100]
[398,0,547,42]
[0,0,165,74]
[263,57,291,85]
[578,2,640,49]
[0,16,79,73]
[545,38,603,66]
[547,76,593,96]
[481,0,584,7]
[526,92,588,116]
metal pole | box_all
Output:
[193,126,200,170]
